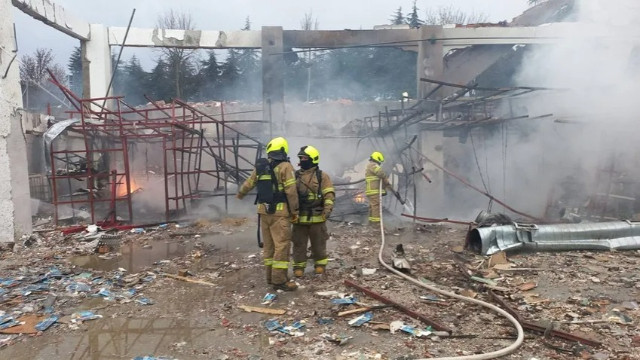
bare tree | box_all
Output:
[424,6,488,25]
[19,48,67,109]
[156,9,197,99]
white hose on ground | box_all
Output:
[376,187,524,360]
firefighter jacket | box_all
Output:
[365,161,391,196]
[238,161,299,217]
[296,167,335,224]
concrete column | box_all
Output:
[416,26,444,101]
[0,0,32,242]
[261,26,285,137]
[82,24,112,104]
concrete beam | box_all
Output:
[0,0,33,242]
[108,27,262,49]
[440,24,572,46]
[12,0,90,41]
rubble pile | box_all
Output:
[1,218,640,359]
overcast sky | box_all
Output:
[12,0,531,70]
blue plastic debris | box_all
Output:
[0,319,21,330]
[0,315,12,325]
[71,311,103,323]
[317,317,334,325]
[136,297,153,305]
[35,316,58,332]
[400,325,432,337]
[264,319,281,331]
[97,288,114,299]
[66,283,92,294]
[130,228,145,234]
[331,297,357,305]
[0,279,19,287]
[261,293,277,304]
[348,312,373,327]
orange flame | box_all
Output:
[353,192,367,204]
[117,178,142,197]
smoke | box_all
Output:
[454,0,640,220]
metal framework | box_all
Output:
[46,74,264,225]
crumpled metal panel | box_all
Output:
[43,119,80,172]
[470,221,640,255]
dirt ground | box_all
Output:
[1,217,639,360]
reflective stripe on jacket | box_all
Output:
[365,161,391,195]
[296,167,335,224]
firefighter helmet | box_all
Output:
[370,151,384,163]
[266,137,289,155]
[298,145,320,164]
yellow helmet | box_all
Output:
[266,137,289,155]
[370,151,384,163]
[298,145,320,164]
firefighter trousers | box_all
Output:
[261,215,292,285]
[367,195,381,223]
[292,223,329,269]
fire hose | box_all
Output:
[376,184,524,359]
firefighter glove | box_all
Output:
[290,214,299,224]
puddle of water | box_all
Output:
[70,241,195,272]
[0,317,213,360]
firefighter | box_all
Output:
[236,137,300,291]
[365,151,391,224]
[291,146,335,277]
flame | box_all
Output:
[353,192,367,204]
[117,178,142,197]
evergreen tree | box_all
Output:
[147,59,172,102]
[390,7,404,25]
[219,49,241,100]
[198,50,221,100]
[67,46,83,95]
[122,55,148,105]
[407,1,424,28]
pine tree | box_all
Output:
[219,49,241,100]
[147,59,172,102]
[407,1,424,28]
[198,50,221,100]
[122,55,148,105]
[67,46,83,95]
[390,7,404,25]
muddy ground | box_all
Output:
[1,217,639,360]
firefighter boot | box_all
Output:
[293,268,304,278]
[315,266,325,275]
[273,280,298,292]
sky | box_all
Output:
[11,0,531,70]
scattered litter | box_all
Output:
[348,312,373,327]
[316,290,341,297]
[35,316,58,332]
[238,305,286,315]
[132,356,176,360]
[400,324,432,338]
[261,293,277,305]
[317,317,334,325]
[71,311,103,323]
[264,319,305,336]
[361,268,377,275]
[321,333,352,345]
[130,228,146,234]
[470,276,497,286]
[331,296,358,305]
[136,297,153,306]
[420,294,447,303]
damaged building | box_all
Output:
[3,0,640,359]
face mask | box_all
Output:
[299,159,313,170]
